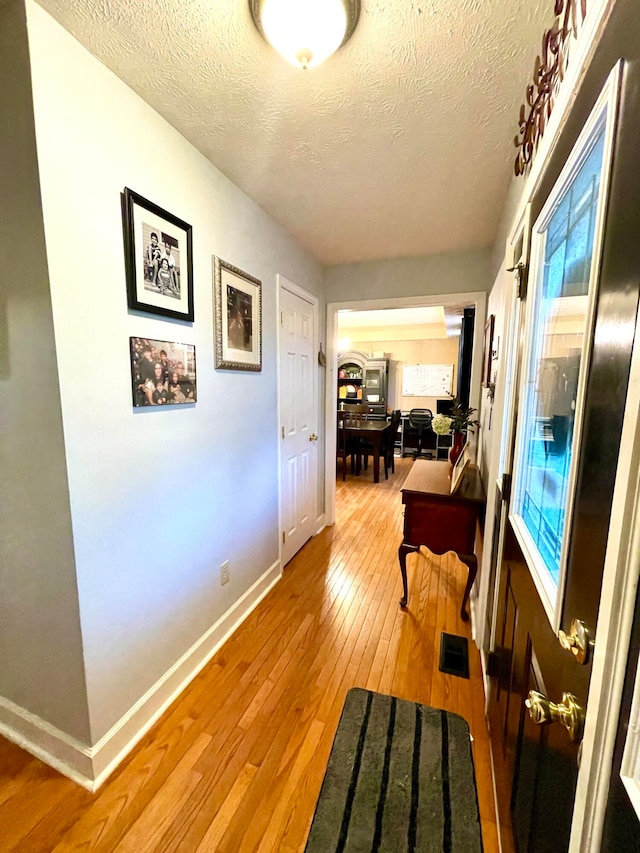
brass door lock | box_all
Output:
[558,618,590,665]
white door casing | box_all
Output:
[278,279,318,567]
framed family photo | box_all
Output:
[214,257,262,371]
[130,337,197,407]
[122,188,194,321]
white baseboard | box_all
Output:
[0,696,95,788]
[0,559,282,791]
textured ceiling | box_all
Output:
[36,0,552,265]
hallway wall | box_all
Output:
[325,248,493,304]
[1,0,324,782]
[0,0,90,745]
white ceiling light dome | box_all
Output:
[249,0,360,70]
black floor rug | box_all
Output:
[304,688,482,853]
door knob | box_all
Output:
[525,690,585,743]
[558,618,590,665]
[309,433,318,441]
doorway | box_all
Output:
[324,291,487,526]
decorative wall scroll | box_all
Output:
[514,0,588,176]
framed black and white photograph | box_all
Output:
[130,337,197,407]
[214,257,262,371]
[123,188,194,321]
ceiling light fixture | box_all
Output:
[249,0,360,70]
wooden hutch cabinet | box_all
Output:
[337,351,389,418]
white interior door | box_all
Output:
[279,282,317,566]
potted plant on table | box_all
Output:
[431,400,479,466]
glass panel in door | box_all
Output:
[511,107,612,624]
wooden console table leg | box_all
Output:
[398,542,420,607]
[458,553,478,622]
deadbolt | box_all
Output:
[525,690,585,743]
[558,618,590,665]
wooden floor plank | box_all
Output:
[0,457,502,852]
[194,763,258,852]
[111,733,211,852]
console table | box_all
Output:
[398,460,486,620]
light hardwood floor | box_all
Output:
[0,456,499,852]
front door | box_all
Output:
[488,48,640,852]
[279,281,318,566]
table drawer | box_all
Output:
[404,496,477,555]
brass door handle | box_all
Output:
[525,690,585,743]
[558,618,590,665]
[309,433,318,441]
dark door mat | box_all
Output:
[304,687,482,852]
[439,632,470,678]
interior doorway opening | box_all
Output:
[324,290,487,528]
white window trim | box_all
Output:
[509,65,621,632]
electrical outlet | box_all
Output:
[220,561,230,585]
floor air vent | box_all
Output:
[439,632,470,678]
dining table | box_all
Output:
[342,419,392,483]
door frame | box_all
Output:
[476,204,532,660]
[569,294,640,850]
[277,274,320,569]
[324,291,487,528]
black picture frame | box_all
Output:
[213,257,262,371]
[122,188,194,322]
[483,314,495,387]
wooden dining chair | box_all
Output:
[384,409,402,475]
[359,409,401,480]
[340,404,371,473]
[336,410,358,480]
[345,403,373,474]
[342,403,369,423]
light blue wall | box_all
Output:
[0,0,90,742]
[326,248,493,303]
[10,0,325,747]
